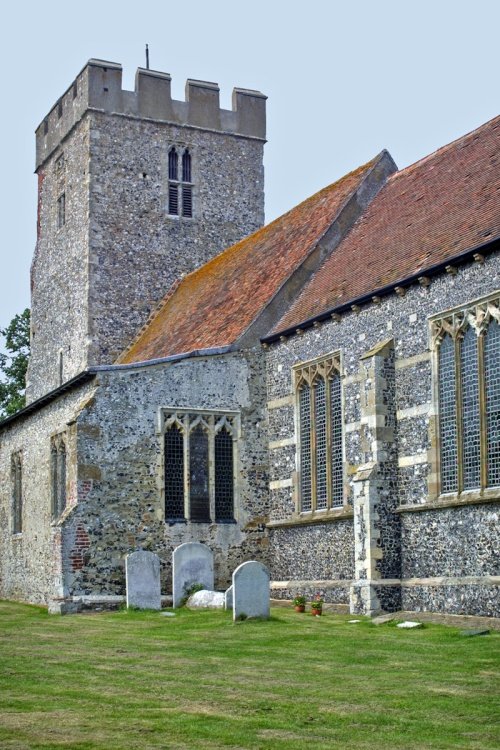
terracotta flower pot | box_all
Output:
[294,605,305,613]
[311,608,322,616]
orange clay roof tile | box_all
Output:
[273,115,500,333]
[118,158,377,363]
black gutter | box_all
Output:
[261,235,500,345]
[0,370,96,430]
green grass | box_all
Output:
[0,602,499,749]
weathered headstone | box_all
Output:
[232,560,270,621]
[224,584,233,610]
[172,542,214,608]
[125,550,161,610]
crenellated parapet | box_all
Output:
[35,58,267,169]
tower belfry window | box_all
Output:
[168,147,193,218]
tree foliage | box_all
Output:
[0,308,30,419]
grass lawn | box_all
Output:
[0,602,499,749]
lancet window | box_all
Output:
[162,410,238,523]
[295,354,344,513]
[431,293,500,494]
[168,147,193,218]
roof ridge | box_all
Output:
[388,113,500,182]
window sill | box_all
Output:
[267,508,353,529]
[397,489,500,513]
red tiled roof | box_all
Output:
[118,158,378,363]
[273,115,500,334]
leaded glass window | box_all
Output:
[215,428,234,521]
[438,334,458,493]
[299,384,312,512]
[163,411,237,522]
[432,293,500,494]
[165,425,184,520]
[189,425,210,522]
[295,354,344,513]
[485,320,500,487]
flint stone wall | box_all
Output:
[266,253,500,616]
[29,71,265,402]
[63,349,270,599]
[0,381,95,604]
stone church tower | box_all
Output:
[26,59,266,402]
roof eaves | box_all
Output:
[262,235,500,345]
[0,370,96,431]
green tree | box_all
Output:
[0,308,30,419]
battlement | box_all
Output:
[35,59,267,169]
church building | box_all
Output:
[0,59,498,618]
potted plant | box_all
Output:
[311,594,323,616]
[293,595,306,613]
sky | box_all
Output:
[0,0,498,335]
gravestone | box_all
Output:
[125,550,161,610]
[172,542,214,608]
[232,561,270,620]
[224,584,233,610]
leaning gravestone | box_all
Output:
[125,550,161,610]
[172,542,214,608]
[232,561,270,621]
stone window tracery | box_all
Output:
[162,410,238,523]
[11,451,22,534]
[51,434,67,519]
[431,293,500,494]
[168,146,193,218]
[295,354,344,513]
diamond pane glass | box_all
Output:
[485,319,500,486]
[314,378,327,510]
[215,428,234,521]
[460,327,481,490]
[299,384,312,511]
[330,373,343,507]
[189,425,210,522]
[439,334,458,493]
[165,425,185,519]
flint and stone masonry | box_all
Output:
[266,255,500,617]
[27,60,266,402]
[0,60,498,620]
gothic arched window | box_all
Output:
[163,411,237,523]
[295,354,344,513]
[433,295,500,494]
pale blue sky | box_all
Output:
[0,0,498,333]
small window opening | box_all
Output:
[57,100,63,119]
